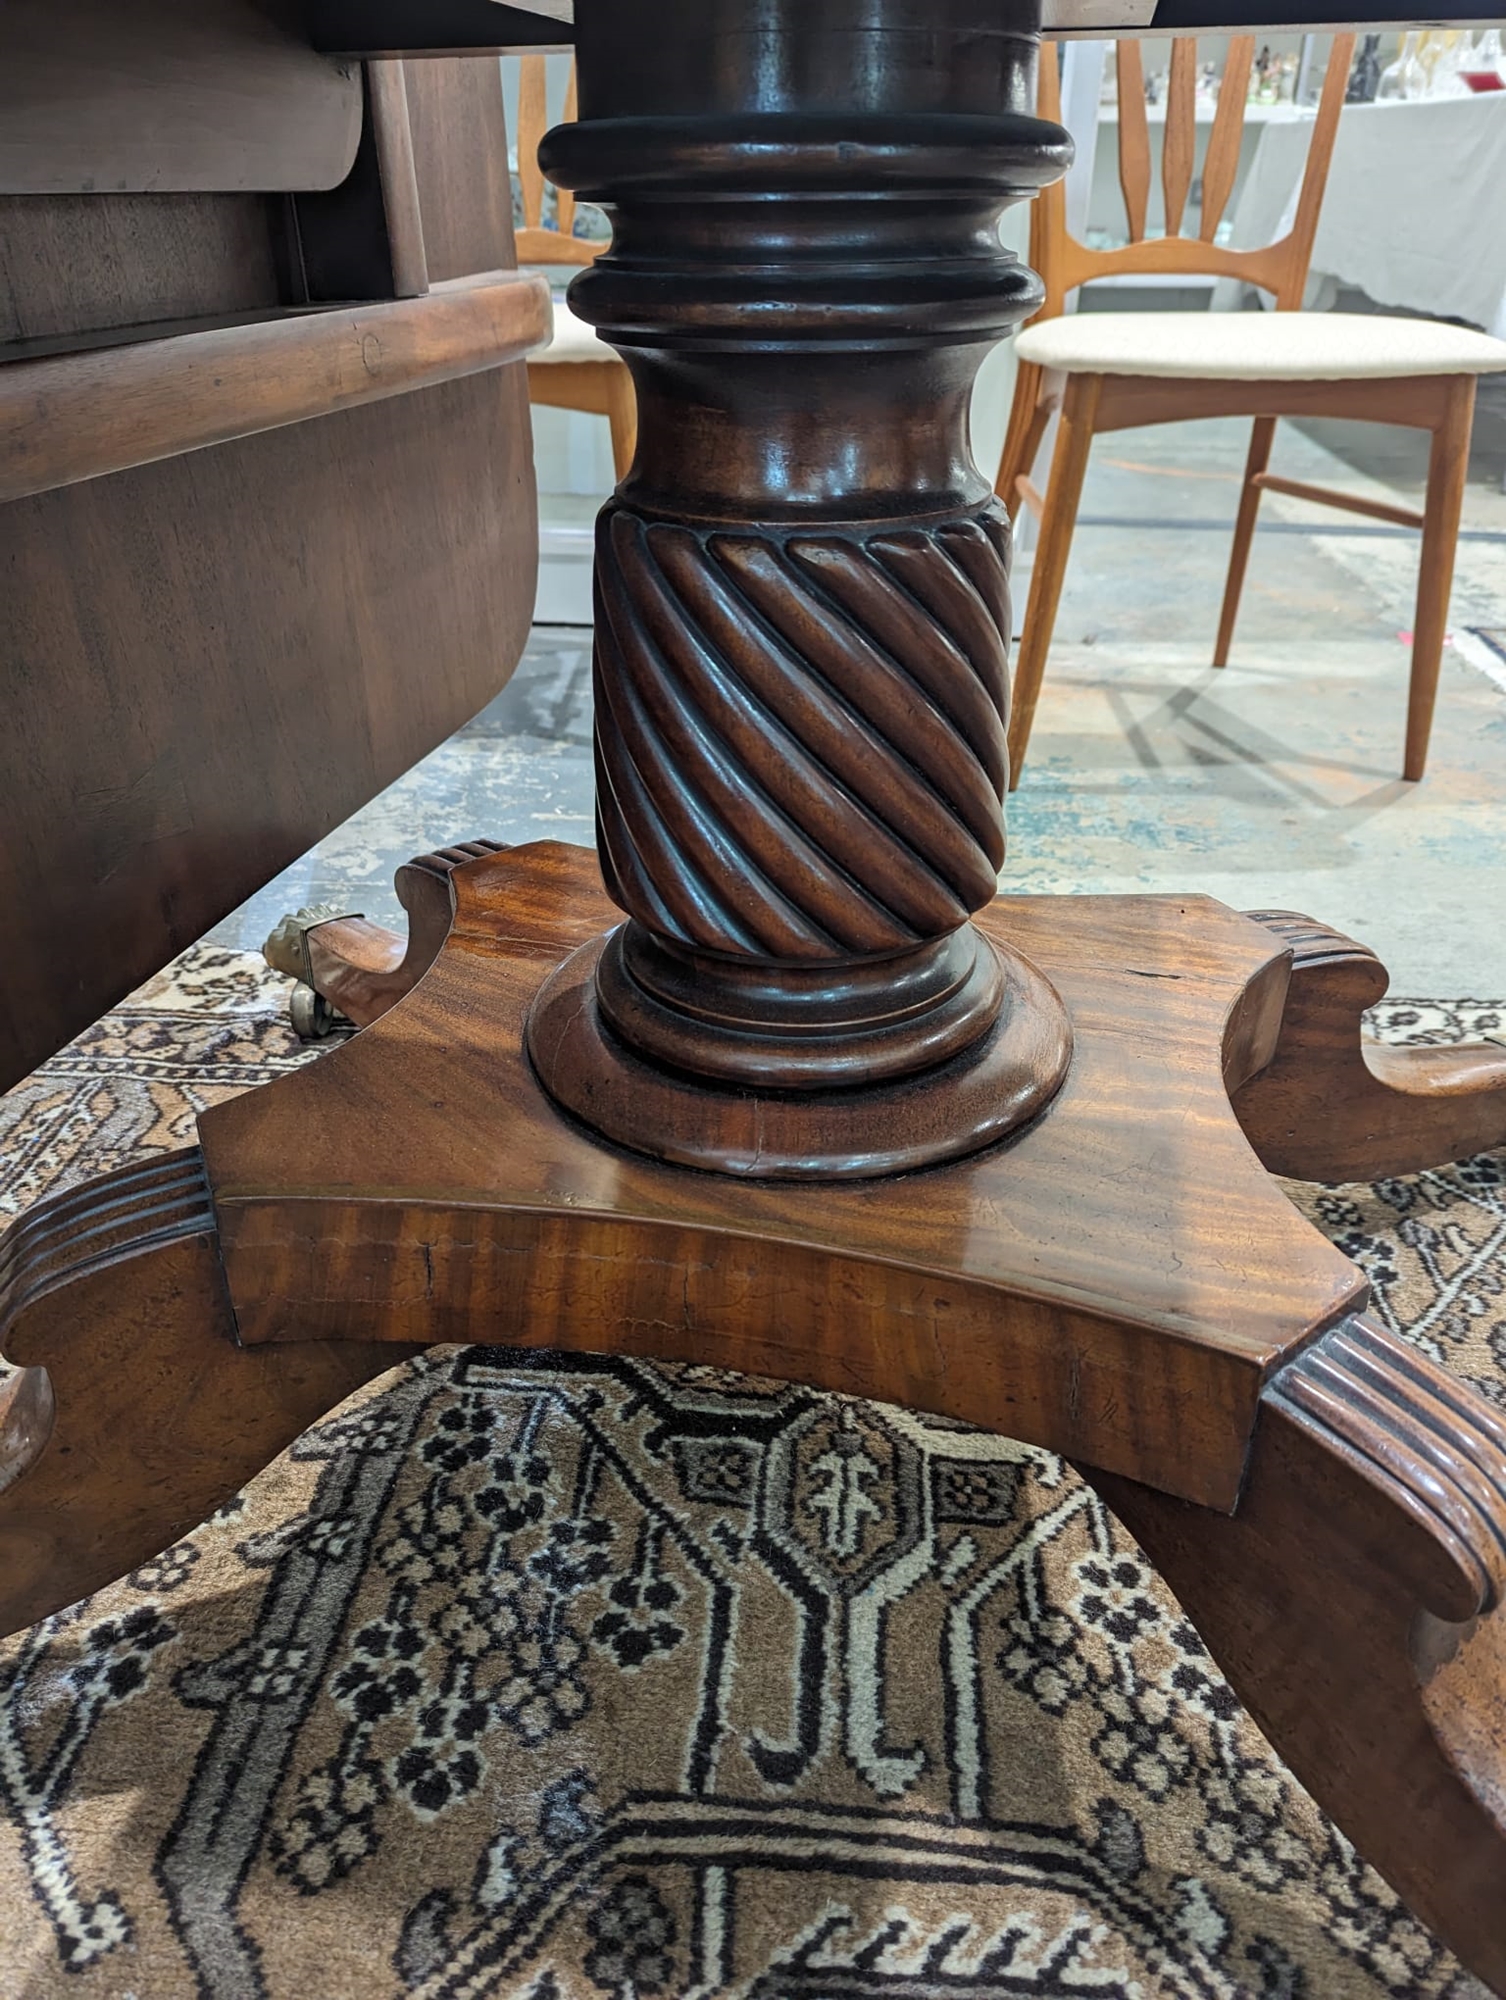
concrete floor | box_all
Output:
[214,414,1506,999]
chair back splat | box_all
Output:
[515,57,637,488]
[999,29,1504,792]
[515,55,596,268]
[1031,33,1356,318]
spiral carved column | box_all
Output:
[525,0,1076,1177]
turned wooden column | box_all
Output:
[525,0,1075,1177]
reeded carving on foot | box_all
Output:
[1244,909,1383,972]
[1270,1315,1506,1621]
[1235,908,1506,1179]
[1086,1313,1506,1994]
[0,1151,217,1321]
[403,839,510,877]
[0,1150,415,1638]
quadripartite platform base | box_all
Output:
[3,842,1506,1990]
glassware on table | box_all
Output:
[1347,34,1383,104]
[1460,27,1506,93]
[1422,31,1470,98]
[1377,31,1427,101]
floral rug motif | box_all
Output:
[1,952,1502,1999]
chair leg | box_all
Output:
[993,359,1050,518]
[1213,415,1277,668]
[528,360,638,485]
[1006,373,1101,791]
[605,364,638,483]
[1405,376,1476,782]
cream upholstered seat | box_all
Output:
[998,33,1500,789]
[534,290,616,365]
[526,287,635,476]
[1015,311,1506,383]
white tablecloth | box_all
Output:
[1223,95,1506,338]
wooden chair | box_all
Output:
[998,35,1506,787]
[516,55,637,480]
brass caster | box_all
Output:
[288,982,345,1040]
[264,903,362,1042]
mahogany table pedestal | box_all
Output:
[5,0,1506,1987]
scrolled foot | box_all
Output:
[1234,910,1506,1178]
[262,840,508,1032]
[1084,1315,1506,1995]
[0,1150,417,1637]
[264,902,363,1037]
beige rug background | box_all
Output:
[1,950,1503,1999]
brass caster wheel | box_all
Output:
[264,903,362,1042]
[288,982,344,1040]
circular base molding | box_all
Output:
[525,926,1074,1180]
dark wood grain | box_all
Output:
[367,60,428,296]
[0,0,361,196]
[1,38,545,1089]
[1235,910,1506,1178]
[522,0,1073,1167]
[9,4,1506,1984]
[0,192,283,351]
[527,910,1074,1177]
[307,0,1506,49]
[1088,1315,1506,1995]
[204,841,1355,1514]
[0,271,549,502]
[310,0,572,58]
[0,364,539,1091]
[590,510,1012,962]
[9,842,1506,1983]
[286,57,428,303]
[404,56,518,281]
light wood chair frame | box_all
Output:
[998,33,1478,789]
[516,55,637,480]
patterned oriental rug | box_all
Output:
[1,948,1503,2000]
